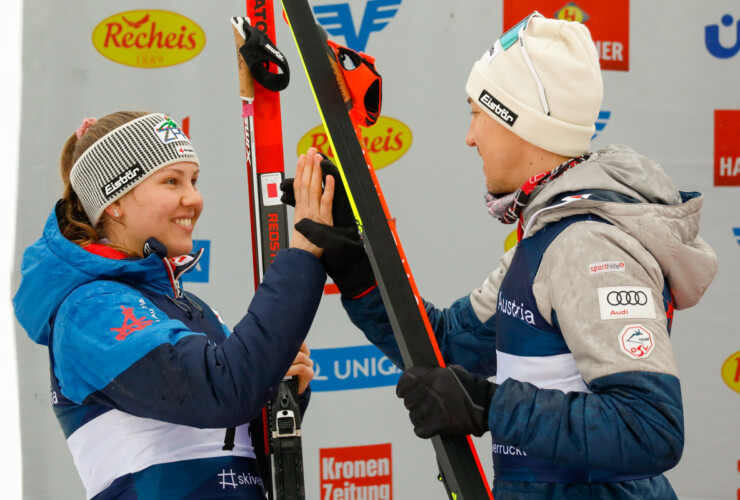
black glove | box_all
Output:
[282,158,375,298]
[294,219,374,298]
[396,365,497,438]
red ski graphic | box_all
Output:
[110,306,153,341]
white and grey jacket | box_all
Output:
[343,145,717,499]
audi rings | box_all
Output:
[607,290,648,306]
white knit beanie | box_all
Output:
[465,14,603,157]
[70,113,199,225]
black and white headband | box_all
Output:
[70,113,199,225]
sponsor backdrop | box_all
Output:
[11,0,737,498]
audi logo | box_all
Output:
[607,290,648,306]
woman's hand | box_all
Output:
[289,147,335,257]
[285,342,314,394]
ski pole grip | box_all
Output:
[232,23,255,101]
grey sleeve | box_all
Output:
[534,222,678,384]
[469,245,517,323]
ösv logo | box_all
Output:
[705,14,740,59]
[313,0,402,52]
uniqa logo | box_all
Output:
[92,10,205,68]
[705,14,740,59]
[310,345,401,392]
[296,116,412,170]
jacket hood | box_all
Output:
[521,145,717,310]
[13,203,176,346]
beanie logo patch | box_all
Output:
[479,90,518,126]
[101,164,145,199]
[177,145,195,156]
[154,117,189,144]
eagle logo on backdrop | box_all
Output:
[313,0,401,52]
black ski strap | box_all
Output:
[238,24,290,92]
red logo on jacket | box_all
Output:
[111,306,154,340]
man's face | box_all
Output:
[465,99,530,196]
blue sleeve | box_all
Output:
[53,248,326,429]
[490,371,683,474]
[342,287,497,375]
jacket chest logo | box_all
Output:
[111,305,154,341]
[497,292,535,325]
[597,286,656,320]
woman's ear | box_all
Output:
[104,202,122,220]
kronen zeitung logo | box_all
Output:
[297,116,412,170]
[93,10,205,68]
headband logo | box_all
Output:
[177,145,195,156]
[102,164,145,198]
[154,117,188,144]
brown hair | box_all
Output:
[59,111,148,248]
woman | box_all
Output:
[13,111,334,499]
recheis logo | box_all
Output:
[92,10,205,68]
[314,0,402,52]
[504,0,629,71]
[297,116,412,171]
[320,443,392,500]
[714,110,740,186]
[705,14,740,59]
[721,350,740,394]
[310,344,401,392]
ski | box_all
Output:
[281,2,493,499]
[231,10,305,500]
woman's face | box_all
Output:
[110,162,203,258]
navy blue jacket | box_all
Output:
[14,205,326,498]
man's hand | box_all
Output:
[396,365,497,438]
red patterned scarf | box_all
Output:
[485,154,590,239]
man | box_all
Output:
[291,12,717,498]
